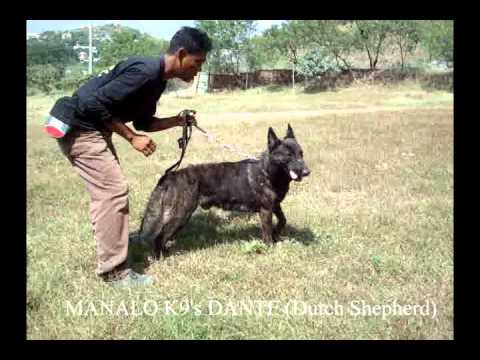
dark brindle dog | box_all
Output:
[140,124,310,259]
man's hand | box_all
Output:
[104,119,156,156]
[176,110,197,127]
[131,135,156,157]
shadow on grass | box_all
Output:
[128,210,316,273]
[261,84,290,93]
[303,85,338,94]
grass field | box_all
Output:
[27,82,453,339]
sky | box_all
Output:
[26,20,286,40]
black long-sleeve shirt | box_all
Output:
[50,56,167,132]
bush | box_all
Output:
[240,240,268,255]
[297,48,340,78]
[27,87,41,96]
[60,71,94,92]
[27,64,65,94]
[303,71,347,93]
[165,78,192,93]
[419,71,453,92]
[27,64,97,95]
[302,66,445,93]
[368,67,426,84]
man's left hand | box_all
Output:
[176,110,197,127]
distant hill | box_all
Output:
[70,24,144,43]
[27,23,167,68]
[27,24,151,46]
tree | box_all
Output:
[70,29,89,47]
[389,20,420,70]
[294,20,355,71]
[263,21,306,89]
[97,29,168,70]
[195,20,257,78]
[241,35,278,88]
[27,64,65,94]
[418,20,453,65]
[353,20,393,70]
[244,35,277,71]
[27,37,76,67]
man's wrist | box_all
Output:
[146,116,182,132]
[108,120,138,143]
[175,115,183,127]
[126,133,137,143]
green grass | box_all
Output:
[27,82,453,339]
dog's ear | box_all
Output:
[268,127,280,151]
[285,123,296,139]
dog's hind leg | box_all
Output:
[151,180,200,259]
[140,181,183,259]
[272,203,286,242]
[141,212,171,259]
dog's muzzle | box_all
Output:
[289,166,311,181]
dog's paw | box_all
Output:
[164,239,176,250]
[272,230,282,243]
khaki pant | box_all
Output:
[57,129,129,275]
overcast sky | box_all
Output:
[26,20,286,40]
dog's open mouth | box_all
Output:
[289,170,300,181]
[289,168,311,181]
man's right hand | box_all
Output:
[131,135,157,157]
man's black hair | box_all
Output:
[167,27,212,55]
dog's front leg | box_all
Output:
[259,207,274,245]
[273,204,286,242]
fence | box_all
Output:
[207,69,304,91]
[204,68,453,93]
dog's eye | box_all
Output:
[299,151,303,158]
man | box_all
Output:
[50,27,212,286]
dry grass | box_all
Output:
[27,82,453,339]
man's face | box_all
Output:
[178,49,207,82]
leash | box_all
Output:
[192,123,258,161]
[161,109,259,179]
[162,109,195,177]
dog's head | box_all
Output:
[267,124,311,182]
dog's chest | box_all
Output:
[250,171,289,205]
[272,180,289,203]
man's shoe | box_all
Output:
[112,270,154,287]
[102,268,154,287]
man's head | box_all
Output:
[166,27,212,82]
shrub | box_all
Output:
[297,48,340,78]
[240,240,269,255]
[165,78,192,93]
[27,64,65,94]
[419,71,453,92]
[27,87,41,96]
[60,71,94,92]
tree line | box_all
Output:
[27,20,453,94]
[196,20,452,77]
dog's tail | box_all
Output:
[157,173,169,187]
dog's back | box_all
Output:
[190,159,267,212]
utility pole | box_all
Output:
[88,23,93,75]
